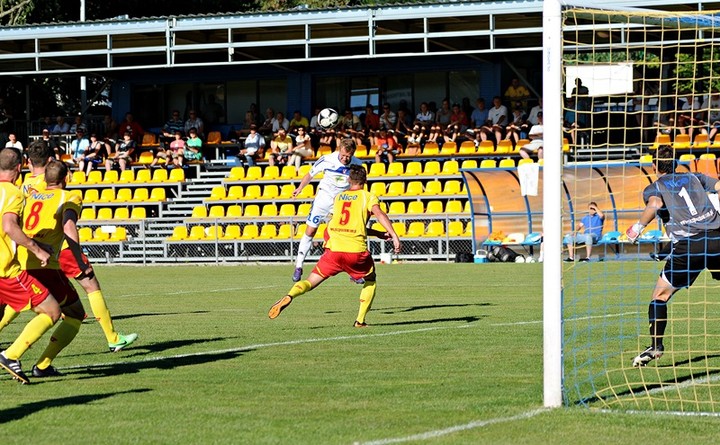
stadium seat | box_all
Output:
[110,226,127,242]
[71,171,86,184]
[228,167,245,181]
[78,226,94,243]
[206,131,222,145]
[93,227,110,242]
[297,203,311,217]
[423,181,442,196]
[678,154,696,165]
[226,205,243,218]
[135,169,152,183]
[97,207,113,220]
[277,224,293,239]
[463,201,471,213]
[385,181,405,197]
[243,204,260,217]
[440,141,457,155]
[168,168,185,182]
[366,146,378,158]
[137,152,154,166]
[405,161,423,176]
[368,163,386,177]
[314,223,327,239]
[258,224,278,240]
[279,203,296,217]
[391,222,406,237]
[205,225,224,240]
[499,158,515,168]
[673,133,691,150]
[245,166,263,181]
[515,139,530,152]
[279,184,295,199]
[208,205,225,218]
[210,185,227,200]
[294,223,308,239]
[652,134,671,150]
[118,170,135,183]
[387,201,406,215]
[280,165,297,180]
[476,140,494,154]
[245,185,262,199]
[700,153,717,160]
[297,164,312,178]
[261,203,278,217]
[151,169,169,182]
[103,170,119,184]
[115,188,133,202]
[442,180,462,195]
[422,141,439,156]
[406,181,424,196]
[562,138,570,152]
[192,206,208,218]
[226,185,243,200]
[296,184,314,199]
[149,188,166,202]
[132,188,149,202]
[445,200,463,213]
[694,133,710,149]
[405,221,425,237]
[407,201,424,214]
[638,154,653,165]
[441,160,459,175]
[369,182,386,197]
[98,188,115,203]
[240,224,259,240]
[386,162,404,176]
[80,208,96,221]
[130,207,147,220]
[261,184,279,200]
[458,141,477,154]
[221,225,241,240]
[448,221,465,237]
[422,161,441,176]
[480,159,497,168]
[461,159,478,169]
[85,170,103,185]
[424,221,445,237]
[425,200,444,214]
[262,165,280,180]
[696,158,718,177]
[168,225,188,241]
[495,140,513,154]
[187,225,205,241]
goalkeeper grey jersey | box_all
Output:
[643,172,720,239]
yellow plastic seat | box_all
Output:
[385,181,405,197]
[208,205,225,218]
[262,165,280,180]
[98,188,116,203]
[461,159,478,169]
[458,141,477,154]
[210,185,227,200]
[386,162,404,176]
[96,207,113,220]
[355,145,368,158]
[118,170,135,183]
[441,160,459,175]
[85,170,103,184]
[407,201,424,214]
[387,201,405,215]
[652,134,671,150]
[313,223,327,239]
[296,184,314,199]
[406,181,424,196]
[258,224,278,240]
[226,205,243,218]
[406,221,426,237]
[673,134,691,150]
[80,208,96,221]
[168,168,185,182]
[149,188,166,201]
[103,170,119,184]
[480,159,497,168]
[79,227,93,242]
[700,153,716,160]
[279,203,296,217]
[277,224,293,239]
[391,222,406,237]
[294,224,308,239]
[422,160,441,176]
[93,227,110,242]
[243,204,260,217]
[280,165,297,180]
[132,188,149,202]
[222,225,241,240]
[369,182,386,197]
[206,131,222,145]
[445,200,463,213]
[448,221,465,237]
[135,169,152,183]
[405,161,423,176]
[694,134,710,149]
[424,221,445,237]
[425,200,444,214]
[279,184,295,199]
[186,225,205,240]
[205,225,224,240]
[245,185,262,199]
[495,140,513,154]
[297,164,312,178]
[245,166,263,181]
[130,207,147,220]
[297,203,311,217]
[442,180,462,195]
[192,206,208,218]
[151,169,169,182]
[110,226,127,242]
[423,181,442,196]
[261,203,278,217]
[137,151,154,165]
[228,167,245,181]
[71,171,86,184]
[440,141,457,155]
[115,188,133,202]
[168,225,188,241]
[476,140,494,154]
[499,158,515,168]
[368,163,386,177]
[261,184,279,200]
[515,139,530,151]
[422,141,440,156]
[240,224,259,240]
[518,158,534,166]
[226,185,243,200]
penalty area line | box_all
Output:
[62,323,477,372]
[354,408,549,445]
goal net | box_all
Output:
[557,5,720,413]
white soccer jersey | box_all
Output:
[309,151,363,196]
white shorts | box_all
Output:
[306,188,336,228]
[522,140,543,152]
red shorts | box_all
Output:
[313,250,374,281]
[0,271,50,312]
[58,248,90,279]
[26,268,80,308]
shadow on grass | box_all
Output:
[108,310,211,321]
[0,388,151,424]
[372,315,485,326]
[63,336,237,359]
[66,349,253,381]
[377,303,494,314]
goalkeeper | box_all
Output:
[626,145,720,367]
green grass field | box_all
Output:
[1,262,719,444]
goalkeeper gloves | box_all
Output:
[626,222,646,244]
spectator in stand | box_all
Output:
[374,128,401,164]
[184,110,204,140]
[40,129,63,160]
[395,108,413,140]
[677,92,707,143]
[236,110,256,138]
[470,98,489,130]
[338,109,363,146]
[4,133,22,150]
[259,108,275,136]
[519,112,543,160]
[249,103,262,126]
[182,127,203,164]
[105,131,136,172]
[288,126,313,171]
[151,130,184,169]
[564,96,579,145]
[69,128,90,166]
[240,124,265,167]
[118,112,144,143]
[102,114,118,142]
[379,103,397,131]
[527,97,543,126]
[704,91,720,142]
[69,115,87,134]
[81,133,108,175]
[504,78,531,108]
[51,116,70,135]
[435,98,452,127]
[427,123,442,144]
[160,110,185,149]
[405,125,425,155]
[272,111,290,133]
[363,104,380,140]
[289,110,309,133]
[414,102,435,132]
[268,127,293,167]
[40,116,54,132]
[481,96,509,144]
[504,106,527,145]
[448,103,469,132]
[563,201,604,262]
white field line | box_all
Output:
[593,408,720,418]
[354,408,549,445]
[490,311,639,327]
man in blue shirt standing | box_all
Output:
[563,202,604,262]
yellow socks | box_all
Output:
[0,305,19,333]
[35,317,82,370]
[288,280,312,299]
[356,281,377,324]
[87,290,118,344]
[4,313,55,360]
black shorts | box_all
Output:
[663,230,720,289]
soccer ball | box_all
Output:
[317,108,339,130]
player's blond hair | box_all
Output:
[337,138,356,155]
